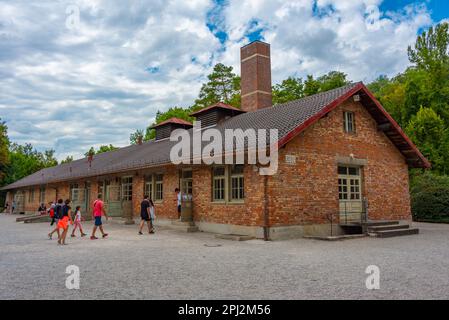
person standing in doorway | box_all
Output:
[175,188,181,220]
[11,200,16,214]
[138,195,151,235]
[57,199,73,245]
[48,199,63,240]
[91,196,108,240]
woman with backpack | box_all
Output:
[57,199,73,245]
[48,199,63,240]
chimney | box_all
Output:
[240,41,272,112]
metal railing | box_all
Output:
[327,198,369,236]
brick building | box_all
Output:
[1,41,429,239]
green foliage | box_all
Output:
[406,107,449,173]
[84,144,118,157]
[191,63,241,111]
[0,119,10,185]
[130,129,144,145]
[410,171,449,221]
[61,156,73,164]
[272,77,304,105]
[2,143,58,187]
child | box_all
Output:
[71,206,87,238]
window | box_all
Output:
[230,165,244,201]
[338,166,361,201]
[28,189,35,203]
[121,177,133,201]
[211,165,245,203]
[212,167,226,201]
[70,183,79,201]
[144,176,153,200]
[155,174,163,201]
[181,169,193,195]
[98,182,104,200]
[343,111,355,133]
[39,187,46,204]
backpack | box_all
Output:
[54,204,62,219]
[49,207,55,218]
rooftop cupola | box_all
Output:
[190,102,245,128]
[151,117,193,140]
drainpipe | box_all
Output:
[263,175,270,241]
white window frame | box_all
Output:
[343,111,355,133]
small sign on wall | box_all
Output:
[285,154,296,165]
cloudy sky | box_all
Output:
[0,0,448,161]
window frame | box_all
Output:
[343,111,356,134]
[211,165,245,203]
[121,176,133,201]
[39,187,46,204]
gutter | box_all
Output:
[263,174,270,241]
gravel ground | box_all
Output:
[0,214,448,300]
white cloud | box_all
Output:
[0,0,440,161]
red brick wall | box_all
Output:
[268,99,411,226]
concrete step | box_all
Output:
[348,220,400,227]
[171,220,195,227]
[16,214,41,222]
[168,224,199,233]
[215,234,255,241]
[368,224,410,232]
[369,228,419,238]
[23,216,51,224]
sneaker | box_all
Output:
[149,230,155,234]
[138,231,143,235]
[48,233,52,240]
[71,234,76,238]
[102,233,108,238]
[81,233,87,237]
[90,236,98,240]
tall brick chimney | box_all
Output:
[240,41,272,112]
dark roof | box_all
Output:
[151,117,192,128]
[1,82,429,190]
[190,102,246,117]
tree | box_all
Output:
[406,107,449,173]
[408,22,449,74]
[84,145,118,157]
[0,119,9,185]
[272,77,304,105]
[3,143,58,186]
[143,107,193,140]
[192,63,241,111]
[303,71,350,97]
[130,129,144,145]
[61,156,73,164]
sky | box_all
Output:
[0,0,448,161]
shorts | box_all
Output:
[141,213,150,222]
[94,216,102,226]
[57,216,69,230]
[177,205,181,213]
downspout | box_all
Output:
[263,174,270,241]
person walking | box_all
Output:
[91,196,108,240]
[71,206,87,237]
[48,199,63,240]
[57,199,73,245]
[175,188,181,220]
[149,199,155,234]
[138,195,152,235]
[58,199,73,245]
